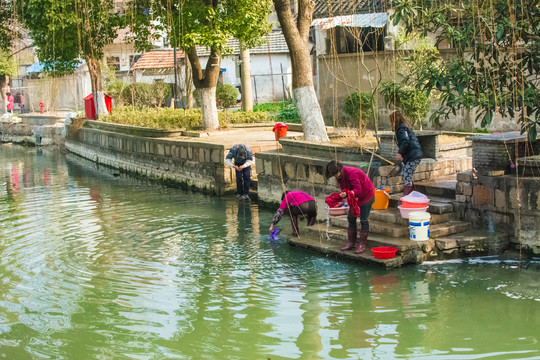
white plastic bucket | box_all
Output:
[409,211,431,241]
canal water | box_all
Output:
[1,144,539,359]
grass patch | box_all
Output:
[98,107,275,130]
[253,101,291,113]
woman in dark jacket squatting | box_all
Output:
[390,111,423,195]
[325,161,375,254]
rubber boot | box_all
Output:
[355,230,369,254]
[403,185,414,196]
[341,227,357,251]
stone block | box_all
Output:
[462,183,472,196]
[296,164,307,180]
[157,143,165,156]
[494,189,506,210]
[472,185,492,206]
[188,147,193,160]
[284,162,296,179]
[203,148,211,163]
[435,238,458,250]
[211,149,221,163]
[192,148,199,162]
[260,160,271,175]
[308,167,325,184]
[456,194,467,203]
[272,160,281,178]
[180,146,188,159]
[509,187,525,209]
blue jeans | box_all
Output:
[235,167,251,195]
[348,196,374,231]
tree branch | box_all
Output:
[7,45,32,59]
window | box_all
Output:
[326,27,385,54]
[106,56,120,70]
[129,55,141,68]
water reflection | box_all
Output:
[1,145,540,359]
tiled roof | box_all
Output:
[313,0,389,19]
[196,30,289,57]
[131,50,185,70]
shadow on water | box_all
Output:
[1,144,539,359]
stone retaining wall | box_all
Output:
[66,127,235,194]
[376,158,472,193]
[455,171,540,254]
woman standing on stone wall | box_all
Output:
[390,111,423,195]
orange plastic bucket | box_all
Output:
[273,122,288,140]
[373,187,390,210]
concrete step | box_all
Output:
[328,214,470,238]
[429,221,471,238]
[370,207,456,226]
[414,175,457,198]
[305,225,421,251]
[291,225,409,268]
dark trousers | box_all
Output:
[235,167,251,195]
[288,200,317,236]
[348,196,374,231]
[20,105,25,114]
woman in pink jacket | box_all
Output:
[269,191,317,237]
[325,160,374,254]
[6,92,14,113]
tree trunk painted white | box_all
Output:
[93,91,109,117]
[199,86,219,130]
[185,56,193,109]
[294,86,329,142]
[240,43,253,111]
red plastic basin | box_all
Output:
[401,199,430,208]
[371,247,398,259]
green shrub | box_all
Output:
[121,82,172,108]
[216,84,239,109]
[277,103,301,123]
[100,107,274,130]
[344,91,374,119]
[380,81,431,129]
[219,111,275,126]
[253,101,291,113]
[343,91,374,133]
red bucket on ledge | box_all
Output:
[273,122,289,140]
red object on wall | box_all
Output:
[83,93,113,120]
[272,122,289,141]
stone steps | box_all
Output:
[328,214,469,239]
[369,207,456,225]
[288,223,508,268]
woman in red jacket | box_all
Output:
[325,161,375,254]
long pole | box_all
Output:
[173,47,178,108]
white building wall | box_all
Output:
[25,66,92,112]
[199,53,292,104]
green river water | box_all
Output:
[1,144,539,359]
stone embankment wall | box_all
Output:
[66,126,235,194]
[0,115,65,146]
[455,171,540,254]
